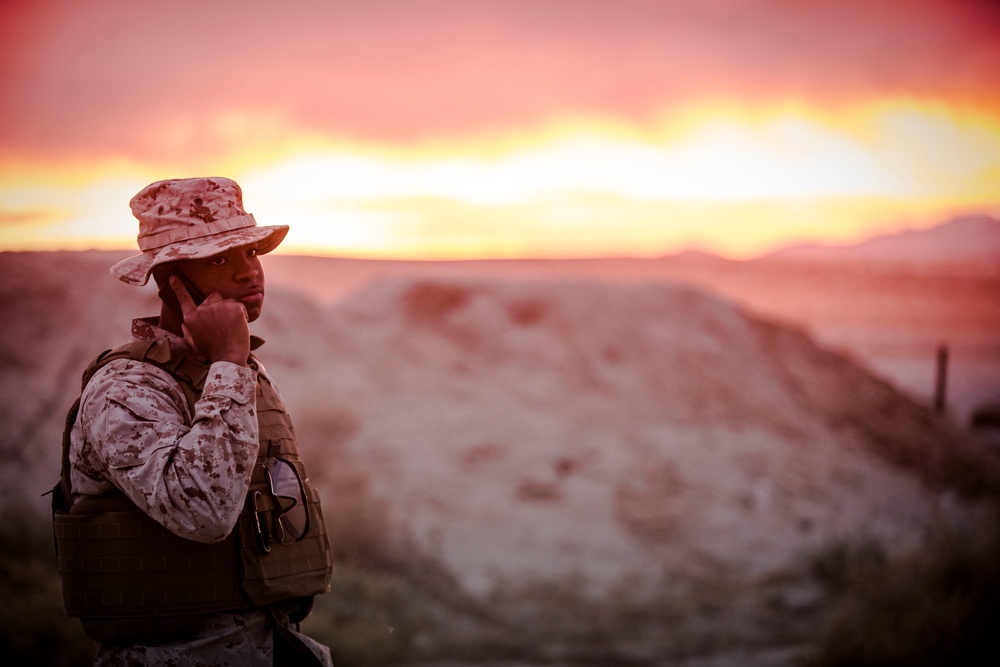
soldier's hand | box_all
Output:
[171,276,250,366]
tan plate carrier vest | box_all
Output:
[51,338,333,644]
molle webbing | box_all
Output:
[55,493,248,620]
[239,363,332,606]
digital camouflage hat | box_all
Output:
[111,177,288,286]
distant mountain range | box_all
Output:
[761,215,1000,266]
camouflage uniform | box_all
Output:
[70,317,333,666]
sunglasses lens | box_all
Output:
[265,458,309,542]
[252,490,271,553]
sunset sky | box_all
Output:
[2,0,999,259]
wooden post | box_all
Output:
[934,344,948,415]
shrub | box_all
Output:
[0,506,93,667]
[804,524,1000,666]
[302,567,433,667]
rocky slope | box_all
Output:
[2,250,998,662]
[305,276,998,598]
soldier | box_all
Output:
[52,177,334,666]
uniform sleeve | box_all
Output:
[77,358,259,543]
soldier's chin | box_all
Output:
[243,295,264,322]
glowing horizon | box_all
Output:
[2,98,998,260]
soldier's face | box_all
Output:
[175,244,266,322]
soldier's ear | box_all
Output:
[151,263,184,290]
[150,264,170,289]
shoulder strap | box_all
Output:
[53,345,125,512]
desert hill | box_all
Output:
[2,246,999,663]
[307,276,999,591]
[260,251,1000,427]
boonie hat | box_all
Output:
[111,177,288,286]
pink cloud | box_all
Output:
[1,0,998,161]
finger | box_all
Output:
[169,275,197,319]
[218,299,249,322]
[180,322,196,351]
[201,291,224,305]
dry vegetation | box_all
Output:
[7,467,999,666]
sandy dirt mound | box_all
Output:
[296,277,999,596]
[3,251,999,663]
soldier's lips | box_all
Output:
[240,291,264,308]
